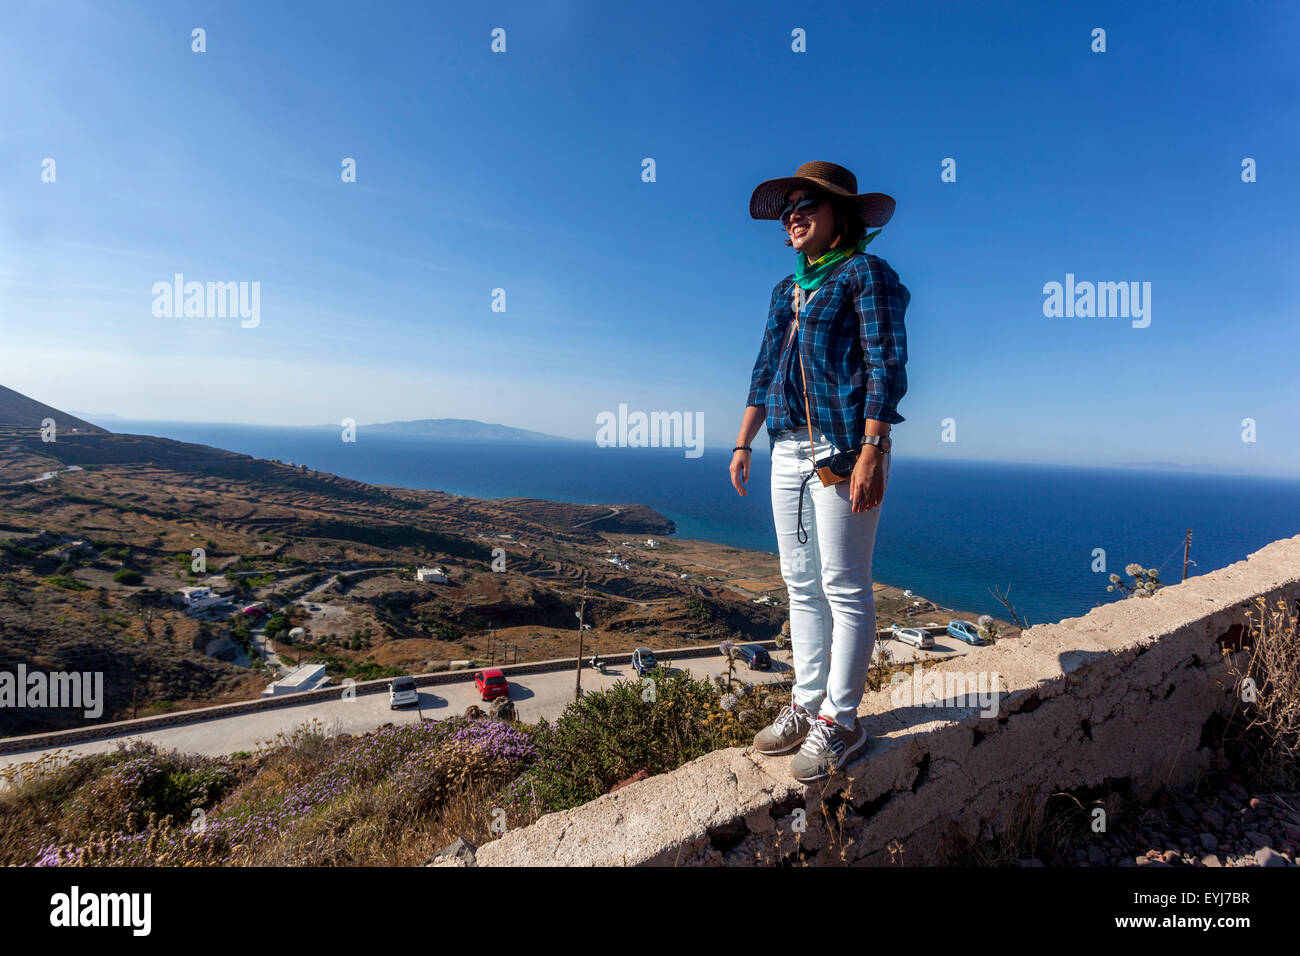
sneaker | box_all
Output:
[790,715,868,783]
[753,700,815,755]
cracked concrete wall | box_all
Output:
[473,533,1300,866]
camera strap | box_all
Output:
[790,284,823,471]
[789,255,860,544]
[791,284,822,545]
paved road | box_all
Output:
[0,652,790,768]
[0,637,975,770]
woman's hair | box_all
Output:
[783,194,867,248]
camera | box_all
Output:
[814,449,858,486]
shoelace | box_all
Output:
[772,704,797,735]
[801,717,836,755]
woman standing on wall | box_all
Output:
[730,161,910,783]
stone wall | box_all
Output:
[473,534,1300,866]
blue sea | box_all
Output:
[105,421,1300,627]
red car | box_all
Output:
[474,669,509,701]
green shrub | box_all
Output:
[517,670,759,812]
[46,575,90,591]
[113,568,144,586]
[263,612,291,642]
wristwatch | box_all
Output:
[861,434,892,454]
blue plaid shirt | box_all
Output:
[746,253,909,454]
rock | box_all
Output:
[432,836,477,866]
[1255,847,1286,867]
[1175,802,1199,826]
[1201,808,1224,829]
[1244,830,1270,848]
[1015,858,1045,867]
[1199,833,1219,852]
[610,768,650,793]
[1201,854,1222,867]
[1087,845,1108,866]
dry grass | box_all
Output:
[1226,595,1300,789]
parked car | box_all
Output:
[893,627,934,650]
[388,676,419,709]
[947,620,986,645]
[631,647,659,676]
[474,668,510,701]
[735,643,771,670]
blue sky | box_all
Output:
[2,0,1297,475]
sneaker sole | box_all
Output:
[754,738,807,757]
[791,728,869,783]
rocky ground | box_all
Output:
[1024,774,1299,867]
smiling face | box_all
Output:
[783,188,840,260]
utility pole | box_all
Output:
[1182,528,1193,582]
[574,575,588,700]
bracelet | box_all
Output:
[733,445,752,453]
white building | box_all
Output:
[417,567,448,583]
[261,664,328,698]
[178,586,225,612]
[645,539,658,548]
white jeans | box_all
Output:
[770,425,891,729]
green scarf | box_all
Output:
[793,230,881,291]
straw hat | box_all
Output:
[749,160,895,227]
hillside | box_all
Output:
[0,387,784,733]
[0,384,1003,736]
[0,385,108,436]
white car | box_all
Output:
[388,676,419,709]
[893,627,935,650]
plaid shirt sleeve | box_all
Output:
[853,255,910,425]
[746,278,790,408]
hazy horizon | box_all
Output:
[61,408,1300,482]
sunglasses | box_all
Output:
[780,194,824,225]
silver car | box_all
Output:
[893,627,934,650]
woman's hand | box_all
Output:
[849,447,885,512]
[730,449,751,496]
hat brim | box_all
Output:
[750,176,896,228]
